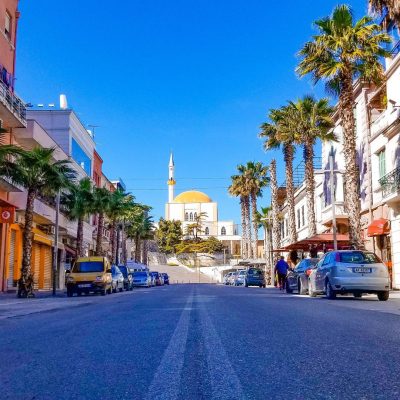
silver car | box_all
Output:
[132,271,151,287]
[234,270,247,286]
[308,250,390,301]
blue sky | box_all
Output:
[16,0,367,222]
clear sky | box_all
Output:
[16,0,367,222]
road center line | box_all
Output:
[197,296,246,400]
[144,291,193,400]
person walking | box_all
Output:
[274,256,289,291]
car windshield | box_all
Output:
[339,252,381,264]
[248,269,262,276]
[118,266,128,276]
[134,272,147,277]
[298,259,319,269]
[73,261,104,273]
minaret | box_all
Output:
[167,152,176,203]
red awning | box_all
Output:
[367,219,390,237]
[279,233,350,251]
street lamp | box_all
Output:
[260,215,274,286]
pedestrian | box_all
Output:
[274,256,289,291]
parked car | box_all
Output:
[66,257,112,297]
[132,271,151,287]
[229,271,238,286]
[149,272,156,287]
[223,272,233,285]
[161,273,170,285]
[234,270,247,286]
[245,268,266,288]
[308,250,390,301]
[286,258,319,294]
[111,265,125,293]
[118,265,133,291]
[150,271,163,286]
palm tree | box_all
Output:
[239,162,269,258]
[269,160,281,264]
[285,96,336,237]
[107,190,133,264]
[297,4,390,248]
[255,206,273,283]
[228,173,251,258]
[63,177,94,258]
[0,147,75,297]
[369,1,400,26]
[260,106,298,244]
[92,187,111,256]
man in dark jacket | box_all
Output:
[274,256,289,290]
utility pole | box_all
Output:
[329,150,338,251]
[52,191,60,296]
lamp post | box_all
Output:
[329,150,338,251]
[52,191,60,296]
[261,215,274,286]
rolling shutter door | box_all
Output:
[42,246,52,290]
[7,229,16,289]
[32,243,41,290]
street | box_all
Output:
[1,285,400,400]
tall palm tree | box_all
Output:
[369,1,400,26]
[269,160,281,263]
[297,4,390,248]
[239,162,269,258]
[228,173,252,258]
[107,189,133,264]
[92,187,111,256]
[285,96,336,237]
[63,177,94,258]
[260,106,298,245]
[255,206,273,280]
[0,147,75,297]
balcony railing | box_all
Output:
[379,166,400,198]
[0,78,26,126]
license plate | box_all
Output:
[353,267,372,273]
[78,284,91,288]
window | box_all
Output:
[189,213,193,221]
[194,212,197,219]
[185,212,188,221]
[378,149,386,179]
[72,138,92,176]
[301,206,305,227]
[221,227,226,236]
[5,11,11,39]
[297,209,301,229]
[285,219,288,237]
[205,227,209,235]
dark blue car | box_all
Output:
[245,268,266,288]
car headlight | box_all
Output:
[95,276,104,282]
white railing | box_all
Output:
[371,108,400,137]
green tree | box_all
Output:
[228,173,251,258]
[285,96,335,237]
[260,106,298,245]
[63,177,94,258]
[297,4,390,247]
[92,187,111,256]
[0,147,75,297]
[156,218,183,254]
[239,162,269,258]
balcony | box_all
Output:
[321,201,348,226]
[379,166,400,202]
[370,107,400,138]
[0,78,26,128]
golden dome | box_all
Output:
[174,191,212,203]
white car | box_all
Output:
[308,250,390,301]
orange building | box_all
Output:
[0,0,27,291]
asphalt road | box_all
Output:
[1,285,400,400]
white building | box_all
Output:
[164,154,241,255]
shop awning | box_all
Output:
[367,218,390,237]
[278,233,350,251]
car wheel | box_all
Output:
[77,291,82,297]
[308,280,317,298]
[353,293,362,298]
[67,289,73,297]
[101,287,106,296]
[113,284,117,293]
[286,285,293,294]
[119,284,123,292]
[325,280,336,299]
[377,291,389,301]
[262,284,266,288]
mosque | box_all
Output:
[165,154,241,255]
